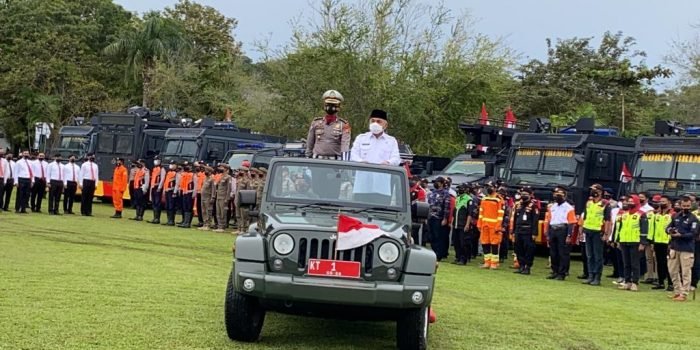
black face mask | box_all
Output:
[23,155,29,159]
[623,204,633,210]
[554,195,565,204]
[409,181,417,188]
[590,191,600,198]
[89,157,95,161]
[324,105,339,115]
[521,195,530,202]
[682,208,691,215]
[69,159,75,163]
[603,194,612,200]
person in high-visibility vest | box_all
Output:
[613,195,649,292]
[148,157,165,224]
[130,160,149,221]
[477,185,504,269]
[162,161,179,226]
[110,157,128,219]
[178,163,195,228]
[545,187,577,281]
[647,195,674,291]
[578,184,612,286]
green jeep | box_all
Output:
[224,158,437,349]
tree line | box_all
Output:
[1,0,698,155]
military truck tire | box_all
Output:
[224,275,265,342]
[396,306,428,350]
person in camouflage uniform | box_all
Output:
[235,166,253,233]
[213,164,234,233]
[305,90,352,160]
[198,166,215,231]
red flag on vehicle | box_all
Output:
[479,103,489,125]
[336,215,388,251]
[505,106,517,128]
[620,162,632,183]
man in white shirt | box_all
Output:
[13,150,34,214]
[79,153,99,216]
[30,152,48,212]
[46,154,65,215]
[0,149,8,213]
[2,152,15,211]
[350,109,401,205]
[62,154,80,214]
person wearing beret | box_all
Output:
[110,157,128,219]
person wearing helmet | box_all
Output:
[305,90,351,160]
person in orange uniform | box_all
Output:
[131,160,150,221]
[110,158,128,219]
[545,187,578,281]
[178,163,195,228]
[148,157,166,224]
[193,162,207,227]
[477,185,505,269]
[162,161,179,226]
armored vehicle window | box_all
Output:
[98,134,114,152]
[443,160,485,175]
[512,149,540,170]
[636,154,673,179]
[675,155,700,181]
[163,140,179,155]
[542,150,575,171]
[181,140,198,157]
[268,162,406,209]
[116,135,133,154]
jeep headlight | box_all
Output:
[378,242,400,264]
[273,233,294,255]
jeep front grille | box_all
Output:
[297,238,374,273]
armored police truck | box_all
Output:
[221,144,284,170]
[629,121,700,198]
[503,118,635,243]
[225,158,436,350]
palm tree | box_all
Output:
[104,15,188,108]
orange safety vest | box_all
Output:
[133,168,146,189]
[477,196,504,229]
[164,171,177,192]
[195,171,205,192]
[113,165,128,192]
[179,172,194,193]
[150,166,162,188]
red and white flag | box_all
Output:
[620,162,633,183]
[336,215,388,251]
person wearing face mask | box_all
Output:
[234,166,253,233]
[544,187,577,280]
[45,154,64,215]
[193,162,207,228]
[647,195,674,291]
[665,196,698,301]
[62,154,80,214]
[2,152,16,212]
[162,160,179,226]
[510,187,539,275]
[613,195,649,292]
[637,192,658,285]
[427,177,451,261]
[578,184,612,286]
[198,166,215,231]
[79,153,99,216]
[477,185,505,269]
[148,157,166,224]
[13,150,34,214]
[110,158,128,219]
[0,149,10,212]
[131,160,150,221]
[29,152,48,213]
[305,90,351,160]
[451,184,473,265]
[350,109,401,166]
[177,163,194,228]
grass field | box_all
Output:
[2,198,700,350]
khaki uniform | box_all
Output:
[200,176,214,228]
[236,176,253,232]
[214,174,233,230]
[305,117,351,158]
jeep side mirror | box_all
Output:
[412,201,429,221]
[238,189,257,206]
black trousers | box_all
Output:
[151,188,162,211]
[654,243,671,287]
[16,178,32,212]
[0,178,4,209]
[48,180,64,214]
[621,243,641,284]
[128,181,135,208]
[196,194,203,224]
[31,178,46,211]
[63,181,77,213]
[181,193,193,214]
[81,180,96,215]
[165,191,176,214]
[429,217,450,259]
[549,227,570,277]
[515,233,535,268]
[452,227,471,263]
[470,226,480,258]
[2,178,13,211]
[133,188,145,214]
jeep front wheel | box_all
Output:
[396,306,429,350]
[224,274,265,342]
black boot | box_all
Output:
[520,266,531,275]
[165,211,175,226]
[110,211,122,219]
[589,273,601,286]
[179,213,192,228]
[513,266,523,274]
[582,275,593,284]
[149,209,161,224]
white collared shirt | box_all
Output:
[47,161,64,182]
[350,131,401,166]
[640,203,654,214]
[31,159,48,179]
[79,161,99,182]
[0,158,9,181]
[14,158,34,183]
[549,201,576,225]
[62,162,81,185]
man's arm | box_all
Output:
[349,135,363,162]
[142,171,150,192]
[340,121,351,160]
[158,169,165,191]
[305,122,316,158]
[386,137,401,166]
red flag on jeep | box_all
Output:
[620,162,632,183]
[336,215,388,251]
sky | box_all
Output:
[114,0,700,89]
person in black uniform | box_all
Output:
[512,187,539,275]
[451,183,473,265]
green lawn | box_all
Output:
[1,198,699,350]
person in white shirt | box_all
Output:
[30,152,48,212]
[0,149,9,212]
[13,150,34,213]
[46,154,65,215]
[62,154,80,214]
[2,152,16,211]
[79,153,99,216]
[349,109,402,205]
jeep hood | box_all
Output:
[263,212,406,240]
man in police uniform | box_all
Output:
[511,187,539,275]
[305,90,351,160]
[235,166,253,233]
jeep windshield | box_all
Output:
[507,148,577,186]
[442,159,485,176]
[632,153,700,194]
[161,139,198,163]
[268,162,407,210]
[57,136,90,157]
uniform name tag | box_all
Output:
[523,214,527,221]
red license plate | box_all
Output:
[307,259,361,279]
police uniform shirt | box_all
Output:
[350,131,401,166]
[62,162,80,185]
[305,117,351,159]
[46,161,64,181]
[31,159,48,180]
[14,158,34,183]
[79,161,99,182]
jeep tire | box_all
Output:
[396,306,428,350]
[224,274,265,342]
